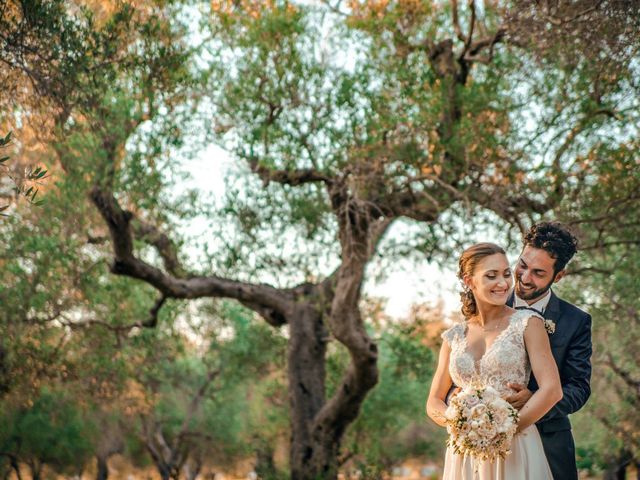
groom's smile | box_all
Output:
[517,280,536,293]
[515,246,565,302]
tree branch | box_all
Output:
[581,240,640,251]
[146,295,167,328]
[597,413,640,453]
[248,157,332,187]
[383,187,449,223]
[544,0,603,26]
[451,0,467,43]
[565,266,613,276]
[463,27,506,64]
[90,186,292,326]
[608,298,640,327]
[366,217,393,259]
[551,107,619,173]
[133,220,188,278]
[173,368,222,456]
[605,353,640,398]
[311,197,396,435]
[464,0,476,52]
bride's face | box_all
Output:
[467,253,513,306]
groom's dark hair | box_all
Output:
[523,222,579,274]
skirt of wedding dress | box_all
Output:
[442,425,553,480]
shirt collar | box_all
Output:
[513,289,552,314]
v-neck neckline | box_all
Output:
[461,311,517,369]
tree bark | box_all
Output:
[96,456,109,480]
[288,300,332,479]
[286,186,391,479]
[183,456,202,480]
[8,455,22,480]
[0,344,9,396]
[27,460,41,480]
[254,442,277,480]
[603,451,632,480]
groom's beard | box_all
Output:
[515,275,554,301]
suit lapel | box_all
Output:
[544,290,561,322]
[545,290,564,350]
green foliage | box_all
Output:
[0,131,48,214]
[118,301,289,473]
[331,320,445,471]
[0,388,96,476]
[553,136,640,472]
[203,1,639,283]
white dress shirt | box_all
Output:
[514,289,552,314]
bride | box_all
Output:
[426,243,562,480]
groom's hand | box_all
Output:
[505,383,533,410]
[445,386,462,405]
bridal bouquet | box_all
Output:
[445,383,519,462]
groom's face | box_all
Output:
[515,246,565,302]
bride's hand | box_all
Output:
[505,382,533,410]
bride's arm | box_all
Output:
[518,316,563,432]
[426,340,453,427]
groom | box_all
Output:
[505,222,592,480]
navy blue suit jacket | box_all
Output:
[508,291,592,433]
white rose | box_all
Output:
[465,394,480,408]
[470,404,488,417]
[492,406,508,421]
[478,423,497,439]
[445,407,457,421]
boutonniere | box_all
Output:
[544,319,556,335]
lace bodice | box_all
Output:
[441,310,543,397]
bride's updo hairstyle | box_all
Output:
[458,242,506,318]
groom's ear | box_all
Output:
[553,269,566,283]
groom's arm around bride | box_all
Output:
[506,296,592,423]
[515,299,592,422]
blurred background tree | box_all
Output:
[553,140,640,478]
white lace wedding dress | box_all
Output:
[440,310,553,480]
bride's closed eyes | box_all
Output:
[485,270,512,280]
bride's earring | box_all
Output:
[464,286,474,301]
